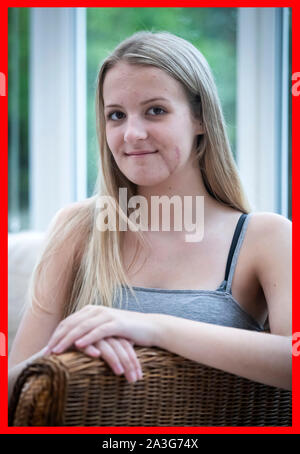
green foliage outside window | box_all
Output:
[8,8,29,231]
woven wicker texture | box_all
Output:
[9,347,292,427]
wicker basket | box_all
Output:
[8,347,292,427]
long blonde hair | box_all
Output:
[29,31,251,318]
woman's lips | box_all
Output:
[125,150,158,157]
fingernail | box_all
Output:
[116,364,124,375]
[137,369,143,380]
[128,371,137,383]
[88,346,101,357]
[44,346,51,356]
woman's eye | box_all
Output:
[108,111,125,121]
[147,107,166,116]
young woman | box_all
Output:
[8,31,292,403]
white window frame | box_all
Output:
[236,7,290,216]
[29,7,87,231]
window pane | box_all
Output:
[86,8,237,196]
[8,8,30,232]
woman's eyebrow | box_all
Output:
[104,97,170,109]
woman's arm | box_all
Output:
[8,204,81,370]
[8,205,80,404]
[153,315,291,390]
[153,212,292,390]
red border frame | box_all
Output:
[1,1,298,435]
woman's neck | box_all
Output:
[136,160,223,231]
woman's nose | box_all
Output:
[123,117,148,143]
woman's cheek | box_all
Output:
[164,146,181,174]
[105,126,118,151]
[174,147,181,165]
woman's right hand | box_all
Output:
[80,337,143,383]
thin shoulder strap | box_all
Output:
[224,213,251,293]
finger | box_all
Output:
[81,345,101,358]
[120,339,143,380]
[74,321,119,349]
[50,317,102,354]
[109,338,142,375]
[96,339,126,377]
[46,305,104,351]
[47,309,95,351]
[106,337,143,382]
[49,312,110,354]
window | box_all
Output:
[236,7,291,217]
[7,7,292,232]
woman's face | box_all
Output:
[103,62,203,187]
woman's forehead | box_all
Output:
[103,62,185,104]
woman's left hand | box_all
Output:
[46,305,159,355]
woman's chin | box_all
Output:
[123,170,168,187]
[127,175,166,187]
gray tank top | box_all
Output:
[115,213,264,332]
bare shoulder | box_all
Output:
[42,196,97,264]
[48,197,96,240]
[246,211,292,277]
[247,211,292,335]
[248,211,291,236]
[52,197,95,225]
